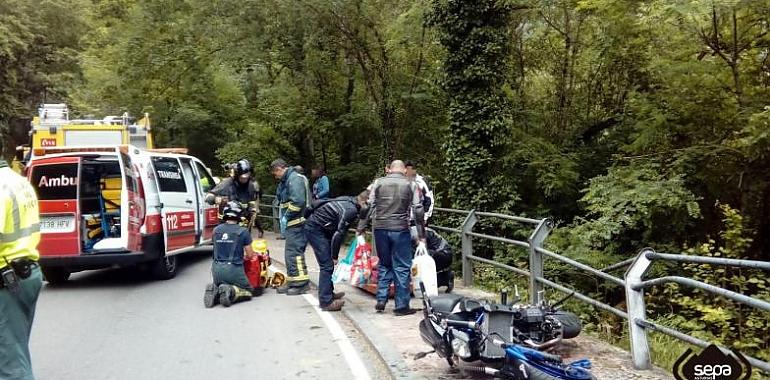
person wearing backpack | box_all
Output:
[303,191,369,311]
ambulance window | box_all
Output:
[151,157,187,193]
[194,162,215,193]
[30,163,79,200]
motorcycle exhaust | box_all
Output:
[522,336,562,351]
[462,365,499,376]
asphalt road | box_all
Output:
[29,247,389,380]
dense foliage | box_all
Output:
[1,0,769,371]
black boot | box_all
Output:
[445,271,455,294]
[204,283,219,308]
[287,282,310,296]
[219,284,235,307]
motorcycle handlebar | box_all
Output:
[445,320,478,329]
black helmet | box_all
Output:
[234,159,252,177]
[222,201,243,221]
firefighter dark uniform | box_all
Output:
[276,166,310,293]
[0,160,43,380]
[205,159,263,237]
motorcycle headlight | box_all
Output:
[451,338,472,359]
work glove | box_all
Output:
[415,240,428,256]
[356,235,366,246]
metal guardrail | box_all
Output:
[257,198,769,373]
[626,249,770,373]
[430,207,770,374]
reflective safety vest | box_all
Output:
[0,164,41,269]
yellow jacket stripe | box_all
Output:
[280,202,302,212]
[287,217,305,227]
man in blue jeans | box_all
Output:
[304,192,368,311]
[357,160,426,316]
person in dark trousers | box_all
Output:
[358,160,426,316]
[271,159,311,295]
[0,159,43,380]
[311,166,330,200]
[205,159,264,238]
[304,191,369,311]
[204,202,259,308]
[405,161,434,226]
[410,226,455,293]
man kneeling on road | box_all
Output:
[304,191,369,311]
[204,202,259,308]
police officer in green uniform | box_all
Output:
[0,159,43,380]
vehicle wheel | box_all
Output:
[42,267,70,284]
[552,311,582,339]
[151,254,178,280]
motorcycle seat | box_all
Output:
[429,294,464,314]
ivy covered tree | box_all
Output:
[427,0,518,210]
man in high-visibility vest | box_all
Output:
[0,159,43,380]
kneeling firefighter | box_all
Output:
[410,226,455,293]
[204,202,260,308]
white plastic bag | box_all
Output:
[412,248,438,298]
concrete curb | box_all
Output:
[341,299,428,380]
[270,251,425,380]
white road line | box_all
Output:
[302,294,372,380]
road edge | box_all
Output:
[271,253,426,380]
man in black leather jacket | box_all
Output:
[304,192,369,311]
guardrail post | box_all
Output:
[461,210,478,287]
[528,218,553,305]
[625,248,655,370]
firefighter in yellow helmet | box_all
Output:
[0,159,43,380]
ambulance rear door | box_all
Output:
[149,155,197,254]
[117,147,142,252]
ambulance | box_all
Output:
[26,145,220,283]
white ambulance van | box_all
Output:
[26,145,219,283]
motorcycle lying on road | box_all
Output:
[417,284,595,380]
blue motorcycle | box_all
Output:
[417,284,596,380]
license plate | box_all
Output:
[40,215,76,233]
